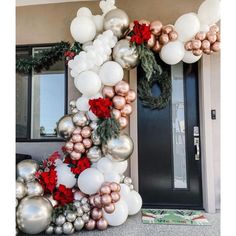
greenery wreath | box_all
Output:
[138,70,171,110]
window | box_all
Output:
[16,45,67,141]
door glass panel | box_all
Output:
[171,62,187,189]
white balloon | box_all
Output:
[87,110,98,121]
[174,13,200,42]
[92,15,104,33]
[97,157,113,174]
[90,92,103,99]
[182,50,202,64]
[119,184,131,200]
[91,162,97,168]
[99,61,124,86]
[76,96,90,112]
[103,199,128,226]
[74,71,101,97]
[104,172,121,183]
[160,41,185,65]
[77,168,104,195]
[70,16,96,44]
[112,160,128,174]
[82,41,93,52]
[126,191,142,215]
[199,24,210,32]
[77,7,93,17]
[56,164,76,188]
[198,0,220,25]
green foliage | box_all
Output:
[52,203,76,220]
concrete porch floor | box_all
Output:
[19,211,220,236]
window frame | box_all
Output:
[16,43,68,142]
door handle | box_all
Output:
[194,137,200,160]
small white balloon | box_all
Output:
[99,61,124,86]
[77,7,92,18]
[174,13,200,42]
[112,160,128,174]
[87,110,98,121]
[199,24,210,32]
[77,168,104,195]
[76,96,90,112]
[119,183,131,200]
[104,172,121,183]
[92,15,104,33]
[160,41,185,65]
[97,157,113,174]
[56,164,76,188]
[126,191,142,215]
[182,50,202,64]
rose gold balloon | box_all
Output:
[152,40,162,52]
[91,207,103,221]
[139,19,150,26]
[96,218,108,230]
[195,31,206,41]
[70,151,82,160]
[169,31,178,41]
[118,116,128,129]
[113,96,126,110]
[101,194,112,206]
[74,142,85,153]
[89,195,95,207]
[201,40,211,50]
[159,34,169,45]
[211,41,220,52]
[193,49,203,56]
[116,184,121,192]
[203,48,212,55]
[94,195,102,208]
[191,39,202,50]
[210,24,220,33]
[112,109,121,120]
[216,32,220,42]
[162,25,173,34]
[72,134,82,143]
[102,86,115,98]
[125,90,136,103]
[111,192,120,203]
[150,20,163,36]
[206,32,217,44]
[147,34,156,48]
[73,127,81,135]
[100,185,111,195]
[81,126,91,138]
[115,81,130,96]
[104,203,115,214]
[110,182,119,192]
[185,41,192,51]
[121,104,133,117]
[82,138,92,149]
[65,141,74,153]
[85,219,96,231]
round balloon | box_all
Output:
[57,115,75,140]
[182,50,202,64]
[56,163,76,188]
[17,159,39,182]
[76,96,90,112]
[77,7,92,17]
[99,61,124,86]
[160,41,185,65]
[26,181,44,197]
[96,157,113,174]
[119,183,131,200]
[74,71,101,97]
[174,13,200,42]
[78,168,104,195]
[126,191,142,215]
[16,196,53,234]
[112,160,128,174]
[92,15,104,33]
[104,172,121,183]
[70,16,96,44]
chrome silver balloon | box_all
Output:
[16,196,53,234]
[16,181,27,199]
[69,100,76,109]
[82,213,90,223]
[113,39,139,69]
[72,112,88,127]
[81,203,90,213]
[54,226,63,234]
[73,200,81,208]
[74,217,84,231]
[77,207,84,217]
[89,121,98,130]
[66,212,77,222]
[44,194,58,207]
[26,181,44,197]
[129,184,134,190]
[16,228,19,235]
[17,176,25,183]
[16,198,18,207]
[87,146,102,163]
[104,8,129,39]
[55,214,66,226]
[124,177,132,185]
[16,159,39,182]
[71,108,79,114]
[57,115,75,140]
[45,225,54,234]
[81,197,89,205]
[62,222,74,235]
[102,134,134,162]
[91,131,101,145]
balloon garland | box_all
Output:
[15,0,220,235]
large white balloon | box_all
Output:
[97,157,113,174]
[126,191,142,215]
[104,171,121,183]
[56,163,76,188]
[112,160,128,174]
[182,50,202,64]
[92,15,104,33]
[76,96,89,112]
[160,41,185,65]
[119,184,131,200]
[174,13,200,42]
[77,168,104,195]
[77,7,93,18]
[103,199,128,226]
[99,61,124,86]
[74,71,101,97]
[198,0,220,25]
[70,16,96,44]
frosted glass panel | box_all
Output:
[171,62,187,189]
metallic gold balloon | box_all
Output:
[91,207,103,221]
[72,112,88,127]
[102,134,134,162]
[115,80,130,96]
[87,146,102,162]
[147,34,156,48]
[26,181,44,197]
[169,31,178,41]
[118,116,128,129]
[121,104,133,117]
[201,40,211,50]
[112,39,139,70]
[150,20,163,36]
[112,109,122,120]
[81,126,92,138]
[211,41,220,52]
[113,96,126,110]
[159,34,169,45]
[85,219,96,231]
[102,86,115,98]
[17,159,39,182]
[125,90,136,103]
[74,217,84,231]
[57,115,75,140]
[96,218,108,230]
[195,31,206,41]
[16,196,53,234]
[104,9,129,39]
[191,39,202,50]
[16,181,27,199]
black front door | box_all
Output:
[137,58,202,209]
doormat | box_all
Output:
[142,209,210,226]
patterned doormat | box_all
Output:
[142,209,210,226]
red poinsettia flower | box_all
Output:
[89,98,113,119]
[38,167,57,193]
[53,184,74,206]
